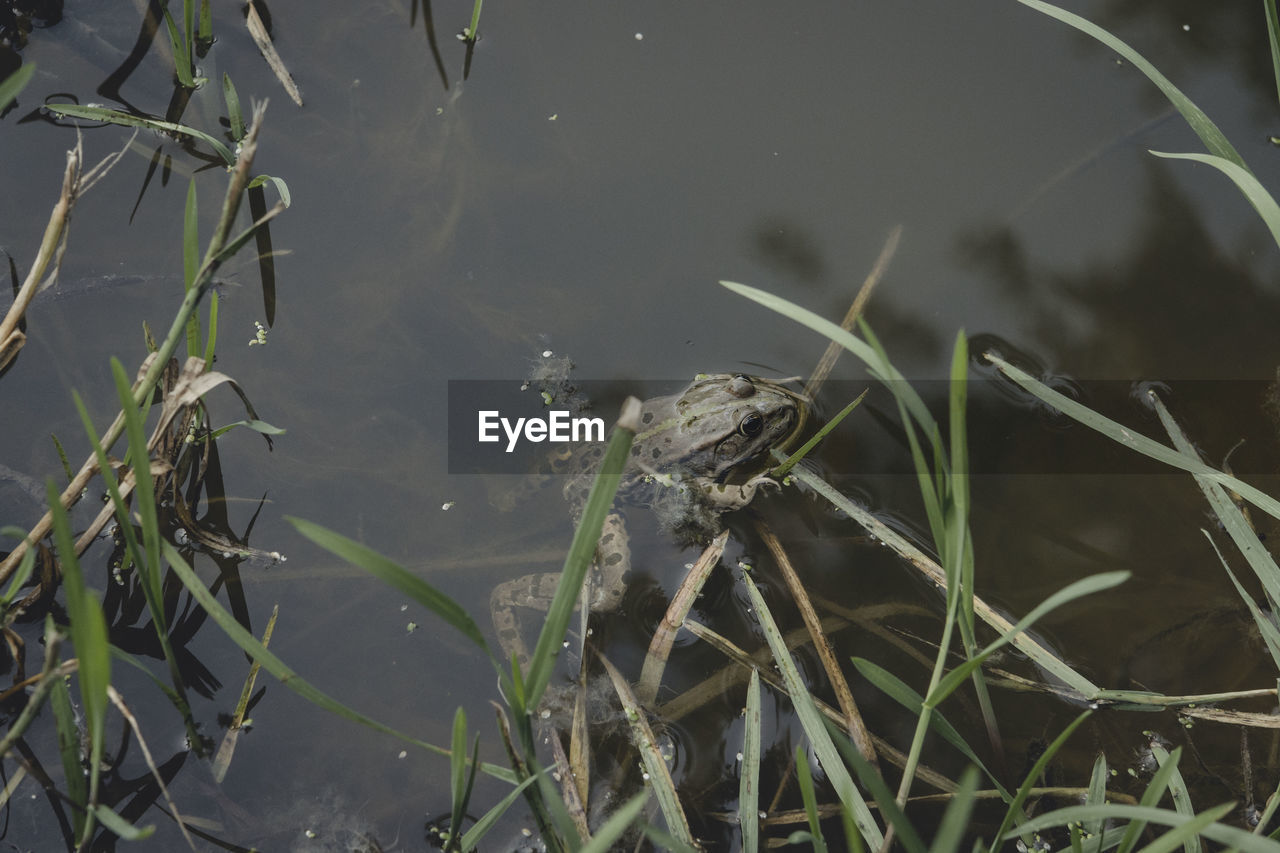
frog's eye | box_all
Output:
[739,412,764,437]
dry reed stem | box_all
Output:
[635,530,728,706]
[754,519,880,771]
[0,143,80,371]
[803,224,902,401]
[0,104,272,584]
[108,686,198,851]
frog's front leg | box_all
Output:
[490,512,631,673]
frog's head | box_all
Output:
[637,373,808,484]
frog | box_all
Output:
[490,373,809,671]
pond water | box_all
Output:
[3,0,1280,849]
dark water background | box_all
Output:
[3,0,1280,849]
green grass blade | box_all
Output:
[246,174,292,207]
[1084,753,1109,839]
[449,708,467,850]
[721,281,937,433]
[1150,151,1280,252]
[1148,743,1199,853]
[198,0,211,45]
[523,403,636,709]
[789,463,1100,696]
[0,64,34,112]
[459,771,545,850]
[49,662,87,839]
[223,73,245,141]
[1211,541,1280,668]
[73,387,201,748]
[110,358,162,601]
[990,710,1092,849]
[183,180,200,358]
[159,541,516,781]
[45,104,235,164]
[203,290,219,365]
[986,353,1280,522]
[161,4,194,88]
[579,792,649,853]
[48,480,110,845]
[447,708,476,852]
[1148,390,1280,630]
[1268,0,1280,107]
[1115,746,1183,853]
[822,717,927,853]
[851,658,1010,801]
[930,571,1129,701]
[739,668,762,853]
[771,390,865,480]
[209,417,286,439]
[0,527,36,606]
[182,0,195,60]
[287,517,496,662]
[464,0,483,40]
[741,572,885,850]
[1015,0,1244,167]
[92,802,155,841]
[1134,804,1235,853]
[930,767,979,853]
[794,747,830,853]
[1011,804,1246,851]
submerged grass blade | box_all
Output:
[287,517,496,662]
[160,541,516,782]
[0,64,34,112]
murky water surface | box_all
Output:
[3,0,1280,849]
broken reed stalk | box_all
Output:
[803,224,901,401]
[0,144,80,371]
[0,101,278,584]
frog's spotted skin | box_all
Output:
[491,374,807,670]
